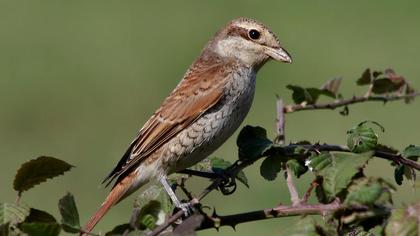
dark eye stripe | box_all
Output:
[226,26,276,47]
[227,26,249,39]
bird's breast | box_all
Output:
[166,68,257,172]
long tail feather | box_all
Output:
[81,179,132,236]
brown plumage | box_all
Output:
[82,17,292,235]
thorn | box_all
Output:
[212,208,218,218]
[230,224,237,231]
[269,208,277,216]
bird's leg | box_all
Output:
[159,176,193,216]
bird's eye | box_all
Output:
[248,29,260,40]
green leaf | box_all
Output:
[13,156,73,195]
[287,85,328,104]
[320,77,342,98]
[279,217,320,236]
[235,170,249,188]
[105,223,133,236]
[357,68,372,85]
[372,78,404,94]
[286,159,308,178]
[394,164,416,186]
[259,156,283,181]
[132,185,172,231]
[237,126,272,161]
[134,185,172,214]
[135,201,163,230]
[372,70,383,78]
[346,226,376,236]
[402,145,420,161]
[394,165,404,185]
[19,222,61,236]
[25,208,57,223]
[58,193,80,233]
[309,152,373,202]
[347,121,383,153]
[345,177,392,206]
[210,157,249,187]
[0,202,30,225]
[0,223,9,236]
[385,202,419,236]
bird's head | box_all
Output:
[210,18,292,69]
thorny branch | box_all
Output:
[148,142,419,235]
[284,92,420,113]
[146,91,420,235]
[196,199,368,230]
[275,99,301,206]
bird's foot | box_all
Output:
[174,202,196,217]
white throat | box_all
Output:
[215,37,264,66]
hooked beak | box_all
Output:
[264,46,292,63]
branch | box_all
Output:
[284,92,420,113]
[285,168,300,206]
[267,143,420,171]
[197,199,363,230]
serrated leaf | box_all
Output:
[134,185,172,214]
[105,223,133,236]
[237,126,272,161]
[210,157,249,187]
[259,156,283,181]
[345,178,391,206]
[25,208,57,223]
[385,202,419,236]
[357,68,372,85]
[320,77,342,97]
[13,156,73,195]
[0,203,30,225]
[309,152,373,202]
[19,222,61,236]
[58,193,80,233]
[286,159,308,178]
[402,145,420,161]
[347,121,383,153]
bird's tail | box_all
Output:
[81,180,132,236]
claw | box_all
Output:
[176,202,194,216]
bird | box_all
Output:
[82,17,292,235]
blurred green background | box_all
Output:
[1,1,419,235]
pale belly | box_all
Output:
[166,70,257,173]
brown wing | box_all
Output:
[103,57,235,186]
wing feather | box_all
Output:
[104,57,235,186]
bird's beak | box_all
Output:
[264,46,292,63]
